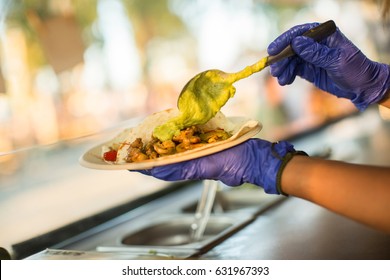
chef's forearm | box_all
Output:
[281,156,390,233]
[378,88,390,108]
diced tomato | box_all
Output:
[103,150,117,161]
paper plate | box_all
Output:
[79,116,262,170]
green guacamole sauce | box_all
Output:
[153,57,268,142]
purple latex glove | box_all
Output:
[267,22,390,111]
[132,139,297,195]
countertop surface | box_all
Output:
[201,196,390,260]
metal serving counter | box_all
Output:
[201,197,390,259]
[26,108,390,260]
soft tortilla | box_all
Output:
[102,108,258,164]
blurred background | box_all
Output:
[0,0,389,256]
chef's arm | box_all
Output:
[281,156,390,234]
[379,89,390,108]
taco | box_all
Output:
[100,108,259,164]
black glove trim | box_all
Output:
[276,150,308,196]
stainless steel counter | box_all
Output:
[201,196,390,259]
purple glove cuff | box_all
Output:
[257,141,295,194]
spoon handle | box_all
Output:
[266,20,337,66]
[230,20,337,83]
[189,180,219,242]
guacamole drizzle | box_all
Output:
[153,57,268,142]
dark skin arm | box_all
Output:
[282,156,390,234]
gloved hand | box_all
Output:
[132,139,301,195]
[267,22,390,111]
